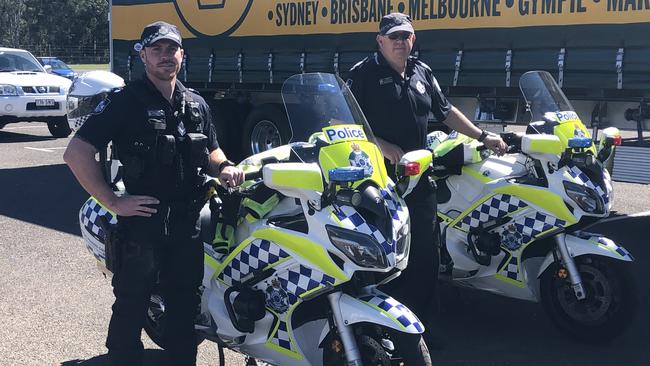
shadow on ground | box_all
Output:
[0,129,57,143]
[60,350,169,366]
[0,163,87,235]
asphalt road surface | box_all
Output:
[1,123,648,366]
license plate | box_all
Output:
[35,99,55,107]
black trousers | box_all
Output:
[386,178,440,325]
[106,210,203,366]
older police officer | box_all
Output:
[347,13,507,335]
[64,21,243,366]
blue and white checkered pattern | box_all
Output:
[359,294,424,333]
[457,194,528,232]
[566,162,609,205]
[335,206,395,256]
[500,254,520,281]
[218,239,290,286]
[275,265,336,305]
[80,198,117,240]
[512,212,567,244]
[270,319,293,351]
[597,237,634,261]
[380,185,408,223]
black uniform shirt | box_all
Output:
[76,75,219,198]
[347,52,452,153]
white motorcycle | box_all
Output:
[396,71,637,342]
[79,73,432,365]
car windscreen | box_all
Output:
[0,51,45,72]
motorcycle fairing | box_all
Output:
[317,290,424,341]
[318,139,387,187]
[79,197,117,267]
[536,234,634,278]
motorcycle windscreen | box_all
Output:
[519,71,595,153]
[281,73,387,186]
[520,71,575,122]
[280,73,380,151]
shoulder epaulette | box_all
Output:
[414,58,432,72]
[349,57,370,72]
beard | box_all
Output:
[147,62,180,81]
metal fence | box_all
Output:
[19,43,109,64]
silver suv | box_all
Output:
[0,47,73,137]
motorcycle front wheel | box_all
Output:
[540,255,638,343]
[322,327,432,366]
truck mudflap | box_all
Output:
[537,233,634,278]
[318,290,424,345]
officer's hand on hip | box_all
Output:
[109,195,160,217]
[219,166,245,188]
[377,138,405,165]
[483,134,508,156]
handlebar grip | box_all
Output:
[244,169,262,181]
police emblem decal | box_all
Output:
[349,142,373,176]
[92,99,110,115]
[265,279,290,314]
[416,80,426,94]
[501,224,524,251]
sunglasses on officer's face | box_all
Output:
[386,32,412,41]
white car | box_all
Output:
[0,47,73,137]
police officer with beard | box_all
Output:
[347,13,507,338]
[64,21,243,366]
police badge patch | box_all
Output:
[416,80,426,94]
[92,98,110,115]
[349,142,373,176]
[265,279,290,314]
[501,224,524,251]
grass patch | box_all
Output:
[69,64,109,72]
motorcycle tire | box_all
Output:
[323,330,432,365]
[323,334,391,366]
[143,292,205,349]
[540,255,638,343]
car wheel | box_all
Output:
[47,116,72,138]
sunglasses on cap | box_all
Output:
[387,32,412,41]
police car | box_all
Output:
[0,47,73,137]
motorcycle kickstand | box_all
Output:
[554,233,586,300]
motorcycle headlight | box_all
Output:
[326,225,388,269]
[563,181,604,214]
[0,84,20,96]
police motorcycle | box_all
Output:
[397,71,637,342]
[76,72,432,365]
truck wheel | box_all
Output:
[47,116,72,138]
[242,105,290,156]
[540,256,638,343]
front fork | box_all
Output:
[327,292,363,366]
[555,233,587,300]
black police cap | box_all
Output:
[139,21,182,48]
[379,13,414,35]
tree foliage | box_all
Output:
[0,0,108,50]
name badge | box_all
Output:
[323,124,367,144]
[147,109,166,130]
[379,77,393,86]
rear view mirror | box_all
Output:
[43,65,52,73]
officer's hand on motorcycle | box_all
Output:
[109,195,159,217]
[378,139,405,165]
[219,166,245,188]
[483,134,508,156]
